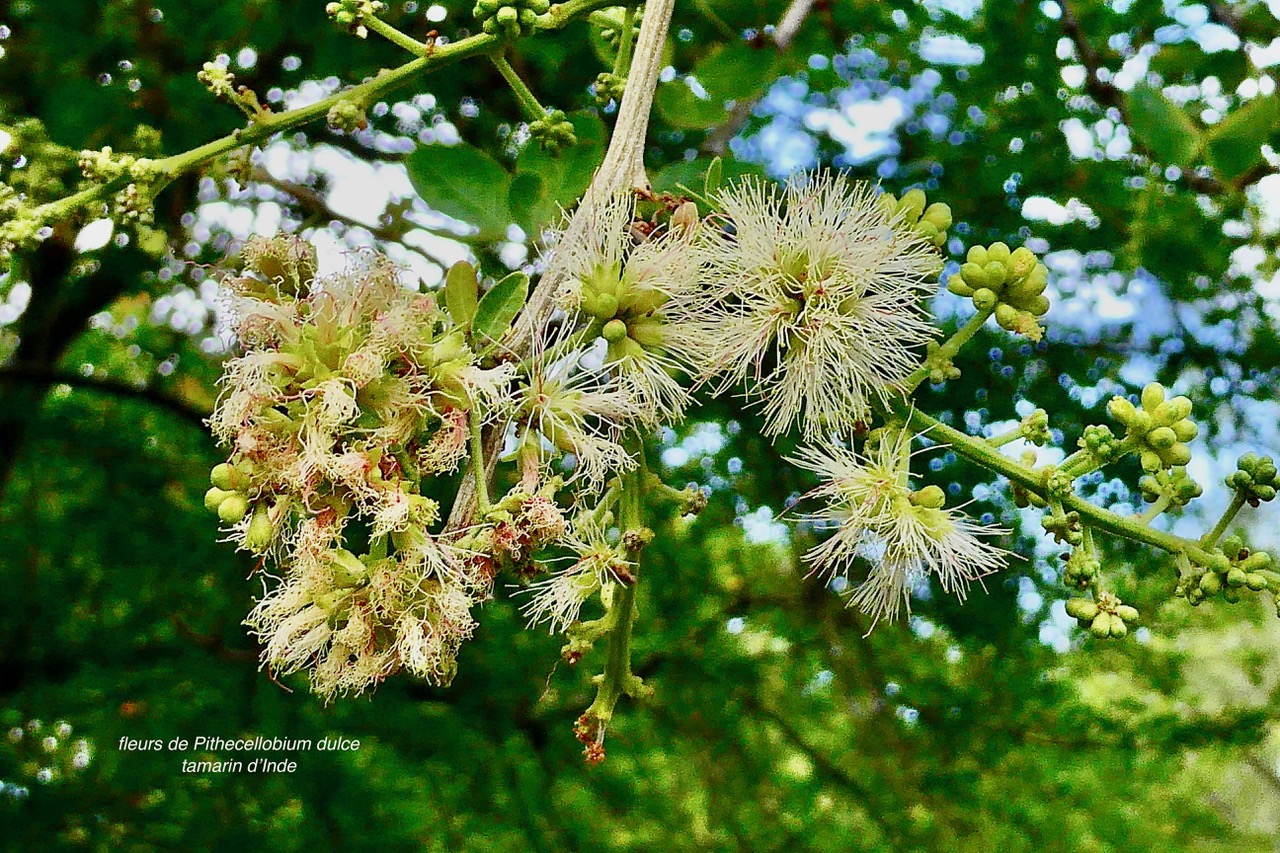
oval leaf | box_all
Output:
[471,271,529,348]
[406,143,513,241]
[444,261,479,330]
[1126,85,1201,165]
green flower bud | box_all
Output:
[973,287,998,310]
[1227,567,1247,588]
[1141,382,1165,412]
[922,202,952,230]
[210,462,247,491]
[1090,613,1112,638]
[1140,450,1163,473]
[986,242,1011,265]
[1246,572,1268,591]
[1147,426,1177,450]
[894,188,926,222]
[602,318,628,342]
[910,485,947,509]
[1115,604,1139,624]
[244,504,275,552]
[1066,598,1098,621]
[1199,572,1222,595]
[961,262,989,289]
[947,274,975,297]
[1160,443,1192,467]
[592,292,619,320]
[1108,618,1128,638]
[1008,246,1036,277]
[1172,420,1198,442]
[994,303,1020,330]
[205,487,233,514]
[1108,396,1137,424]
[983,261,1008,289]
[966,245,989,266]
[218,493,249,524]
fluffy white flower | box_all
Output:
[540,192,710,426]
[519,523,632,633]
[689,172,941,438]
[791,430,1009,625]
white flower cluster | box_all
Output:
[209,236,511,698]
[790,430,1010,625]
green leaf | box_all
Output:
[698,42,780,102]
[471,271,529,348]
[1205,96,1280,181]
[406,143,513,241]
[1126,85,1201,165]
[444,261,479,331]
[513,112,607,233]
[704,156,724,198]
[655,77,731,130]
[508,173,545,236]
[652,158,766,198]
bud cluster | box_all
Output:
[946,242,1049,340]
[326,0,386,37]
[1138,466,1202,509]
[878,188,952,247]
[474,0,549,38]
[529,109,577,152]
[1226,454,1279,505]
[1181,537,1280,608]
[1106,382,1198,473]
[1066,591,1138,639]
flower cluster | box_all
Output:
[790,430,1010,625]
[683,172,943,439]
[209,236,514,698]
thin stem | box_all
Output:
[986,427,1024,449]
[1201,492,1246,549]
[584,450,647,729]
[1138,494,1172,525]
[905,307,993,393]
[491,53,548,120]
[30,0,619,229]
[612,5,638,77]
[891,401,1217,565]
[469,404,491,513]
[364,15,434,56]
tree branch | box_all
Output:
[0,366,212,428]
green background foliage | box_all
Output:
[2,0,1280,849]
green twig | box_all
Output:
[491,53,548,120]
[1201,492,1246,549]
[29,0,619,230]
[891,402,1218,565]
[612,4,638,77]
[469,404,491,513]
[364,14,435,56]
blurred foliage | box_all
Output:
[2,0,1280,849]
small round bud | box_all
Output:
[210,463,245,491]
[1115,605,1139,624]
[1147,426,1177,450]
[602,318,628,342]
[972,287,998,310]
[205,487,233,514]
[218,493,249,524]
[1066,598,1098,621]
